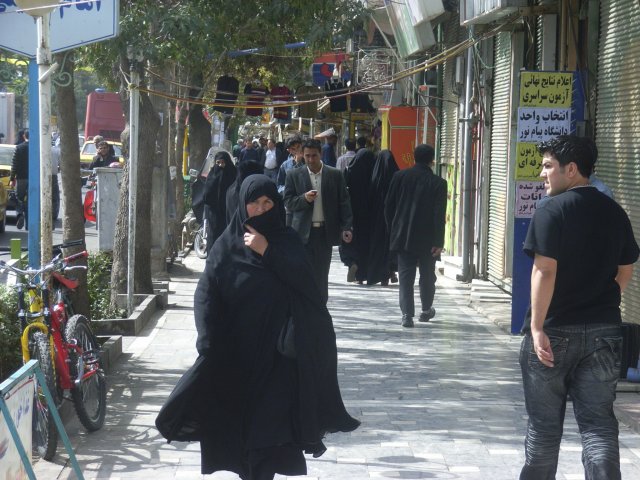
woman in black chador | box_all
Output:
[367,150,399,285]
[156,175,360,480]
[344,148,377,283]
[203,151,237,253]
[225,160,264,224]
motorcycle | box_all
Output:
[83,173,97,223]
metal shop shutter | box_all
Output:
[487,32,512,285]
[596,0,640,323]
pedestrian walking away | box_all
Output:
[284,139,353,304]
[343,147,376,284]
[10,129,29,229]
[384,144,447,328]
[155,175,360,480]
[519,135,639,480]
[367,149,399,285]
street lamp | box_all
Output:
[15,0,60,265]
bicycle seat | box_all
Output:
[52,271,79,290]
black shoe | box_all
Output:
[401,315,414,328]
[419,307,436,323]
[390,272,398,283]
[16,214,24,230]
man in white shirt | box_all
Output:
[284,139,353,303]
[263,139,278,182]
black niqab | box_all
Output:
[156,175,359,478]
[225,160,264,224]
[203,152,237,249]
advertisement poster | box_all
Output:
[515,181,547,219]
[515,143,544,181]
[517,107,571,142]
[519,72,573,108]
[0,377,34,480]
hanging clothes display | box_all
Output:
[244,83,269,117]
[213,75,239,115]
[296,83,322,119]
[324,78,348,113]
[271,84,292,122]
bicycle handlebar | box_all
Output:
[0,247,88,279]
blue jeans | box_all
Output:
[519,324,622,480]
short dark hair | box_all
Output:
[356,136,367,148]
[537,135,595,178]
[414,144,435,164]
[302,139,322,153]
[286,136,302,148]
[344,138,356,151]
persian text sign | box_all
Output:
[516,143,543,181]
[517,107,571,143]
[520,72,573,107]
[515,181,546,219]
[0,0,119,57]
[0,376,34,480]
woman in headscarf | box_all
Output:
[203,151,237,253]
[343,148,377,283]
[225,160,264,224]
[367,150,400,285]
[156,175,360,480]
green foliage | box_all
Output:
[0,285,21,382]
[87,252,126,320]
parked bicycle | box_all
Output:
[193,216,208,259]
[0,240,107,460]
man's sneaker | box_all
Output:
[347,264,358,283]
[401,315,414,328]
[419,307,436,323]
[16,214,24,230]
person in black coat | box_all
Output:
[155,175,359,480]
[367,150,399,285]
[202,151,237,253]
[384,144,447,328]
[344,148,376,283]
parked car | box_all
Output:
[0,143,15,210]
[79,140,123,170]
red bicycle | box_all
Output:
[0,240,106,460]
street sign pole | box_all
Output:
[27,60,41,268]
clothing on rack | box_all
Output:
[244,83,269,117]
[213,76,239,115]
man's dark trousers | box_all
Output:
[519,323,622,480]
[397,250,436,317]
[305,226,332,304]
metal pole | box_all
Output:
[459,27,475,282]
[27,59,41,268]
[37,13,53,266]
[127,63,140,315]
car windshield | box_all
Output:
[0,145,15,166]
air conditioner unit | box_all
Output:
[460,0,527,26]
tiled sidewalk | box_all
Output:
[33,252,640,479]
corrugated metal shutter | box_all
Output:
[487,32,512,283]
[595,0,640,323]
[440,15,464,164]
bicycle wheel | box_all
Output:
[65,315,107,431]
[194,229,208,259]
[29,331,58,460]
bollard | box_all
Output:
[10,238,21,260]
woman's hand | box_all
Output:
[244,225,268,256]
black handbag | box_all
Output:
[277,316,296,359]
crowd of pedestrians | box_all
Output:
[159,133,639,480]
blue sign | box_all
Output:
[0,0,119,57]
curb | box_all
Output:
[91,293,161,336]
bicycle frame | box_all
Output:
[13,249,94,391]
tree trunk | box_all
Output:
[110,60,161,310]
[53,52,90,317]
[188,72,212,172]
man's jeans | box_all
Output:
[519,324,622,480]
[397,250,436,317]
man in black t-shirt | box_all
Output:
[519,135,639,480]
